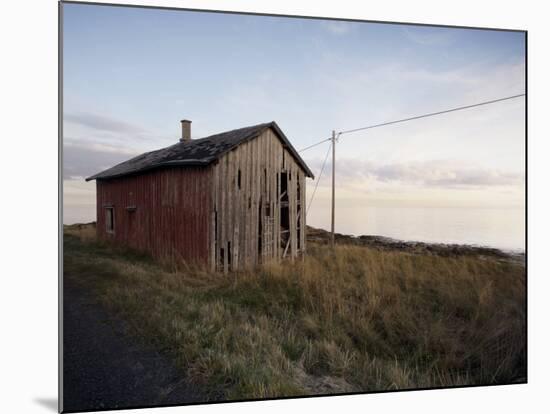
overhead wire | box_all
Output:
[338,94,525,136]
[298,94,525,154]
[298,137,332,153]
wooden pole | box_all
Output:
[331,130,336,249]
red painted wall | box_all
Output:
[96,167,212,265]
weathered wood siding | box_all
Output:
[96,167,211,265]
[210,128,306,272]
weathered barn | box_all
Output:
[86,120,314,272]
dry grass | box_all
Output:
[63,224,526,401]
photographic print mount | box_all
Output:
[60,1,527,412]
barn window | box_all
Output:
[238,169,242,189]
[105,207,114,234]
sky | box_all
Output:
[62,3,526,247]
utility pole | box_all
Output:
[331,130,336,249]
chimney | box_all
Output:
[180,119,192,142]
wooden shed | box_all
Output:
[86,120,314,272]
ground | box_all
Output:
[62,223,526,411]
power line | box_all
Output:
[306,141,332,217]
[299,137,331,153]
[338,93,525,136]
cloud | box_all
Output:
[63,139,139,179]
[64,112,147,135]
[307,158,524,189]
[63,110,178,157]
[372,160,524,187]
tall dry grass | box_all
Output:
[63,225,526,400]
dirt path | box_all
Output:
[63,278,203,412]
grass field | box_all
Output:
[63,223,526,401]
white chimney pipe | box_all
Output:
[180,119,191,142]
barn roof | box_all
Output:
[86,121,314,181]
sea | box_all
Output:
[309,205,525,252]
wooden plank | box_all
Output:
[233,148,240,268]
[277,143,281,260]
[209,166,216,271]
[242,144,248,267]
[221,156,227,273]
[300,171,306,256]
[217,160,221,270]
[283,237,290,258]
[247,139,253,266]
[251,135,258,265]
[270,131,276,260]
[266,131,270,260]
[255,131,260,264]
[246,140,252,266]
[229,151,235,270]
[261,132,266,260]
[242,142,248,266]
[238,146,243,266]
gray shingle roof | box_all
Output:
[86,121,314,181]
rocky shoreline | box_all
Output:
[306,226,525,264]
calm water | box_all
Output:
[311,206,525,252]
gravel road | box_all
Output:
[62,278,204,412]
